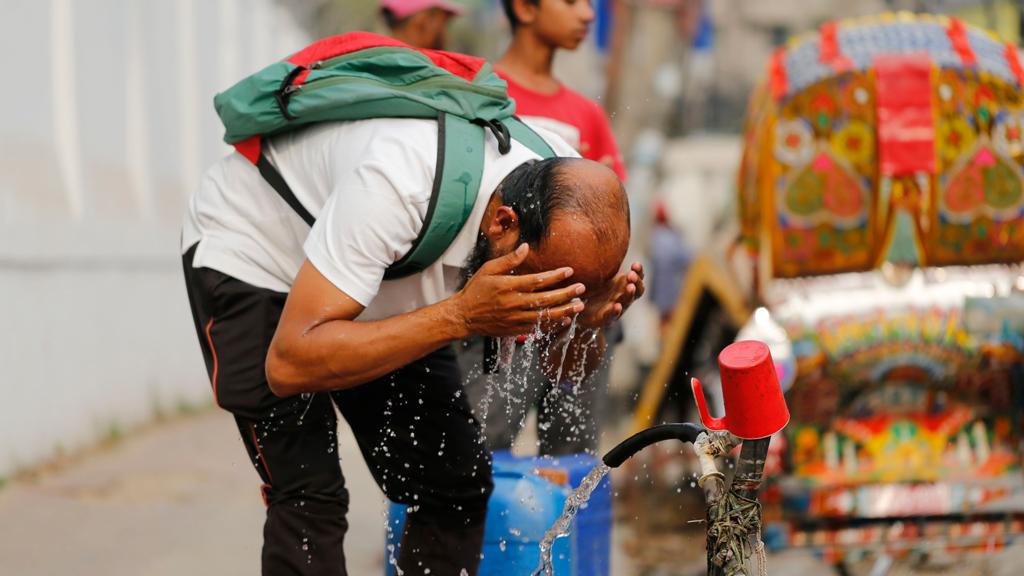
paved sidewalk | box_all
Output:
[0,409,386,576]
[20,406,1019,575]
[0,407,638,575]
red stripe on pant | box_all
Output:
[250,423,275,490]
[204,318,220,407]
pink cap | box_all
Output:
[380,0,466,19]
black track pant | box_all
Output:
[182,245,493,575]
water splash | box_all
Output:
[532,463,611,576]
[550,315,578,386]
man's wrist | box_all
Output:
[438,296,471,340]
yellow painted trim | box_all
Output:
[631,256,750,433]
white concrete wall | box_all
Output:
[0,0,309,477]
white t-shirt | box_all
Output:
[182,118,576,321]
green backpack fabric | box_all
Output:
[214,32,555,280]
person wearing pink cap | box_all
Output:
[380,0,465,49]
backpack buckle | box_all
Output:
[474,119,512,155]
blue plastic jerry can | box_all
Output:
[384,452,611,576]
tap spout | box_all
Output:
[602,423,705,468]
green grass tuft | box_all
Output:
[104,421,123,443]
[175,399,201,416]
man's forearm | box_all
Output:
[267,247,591,397]
[267,298,468,395]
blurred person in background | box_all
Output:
[457,0,628,457]
[380,0,465,49]
[648,200,691,326]
[495,0,626,179]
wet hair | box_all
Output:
[497,157,628,246]
[500,0,539,30]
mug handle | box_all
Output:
[691,377,727,431]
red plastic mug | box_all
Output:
[691,340,790,440]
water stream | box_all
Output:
[531,462,612,576]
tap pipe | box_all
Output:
[693,430,738,507]
[601,423,705,468]
[707,436,772,576]
[732,437,771,500]
[602,423,769,576]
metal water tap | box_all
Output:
[602,424,768,576]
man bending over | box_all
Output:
[181,116,643,575]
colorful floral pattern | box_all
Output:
[943,147,1024,219]
[783,152,868,224]
[992,113,1024,157]
[840,74,872,113]
[937,116,977,167]
[809,90,837,132]
[829,120,874,168]
[773,119,815,166]
[936,69,967,114]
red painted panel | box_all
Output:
[874,54,936,176]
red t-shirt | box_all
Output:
[500,73,627,181]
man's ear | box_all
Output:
[487,205,519,235]
[484,205,521,253]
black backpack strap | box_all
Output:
[256,149,316,226]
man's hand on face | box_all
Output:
[450,243,586,338]
[578,262,645,330]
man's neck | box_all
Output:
[496,31,561,95]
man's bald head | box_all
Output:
[497,157,628,246]
[467,157,630,297]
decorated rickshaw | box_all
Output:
[635,12,1024,571]
[737,12,1024,565]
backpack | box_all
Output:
[213,32,555,280]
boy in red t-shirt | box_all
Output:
[495,0,627,181]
